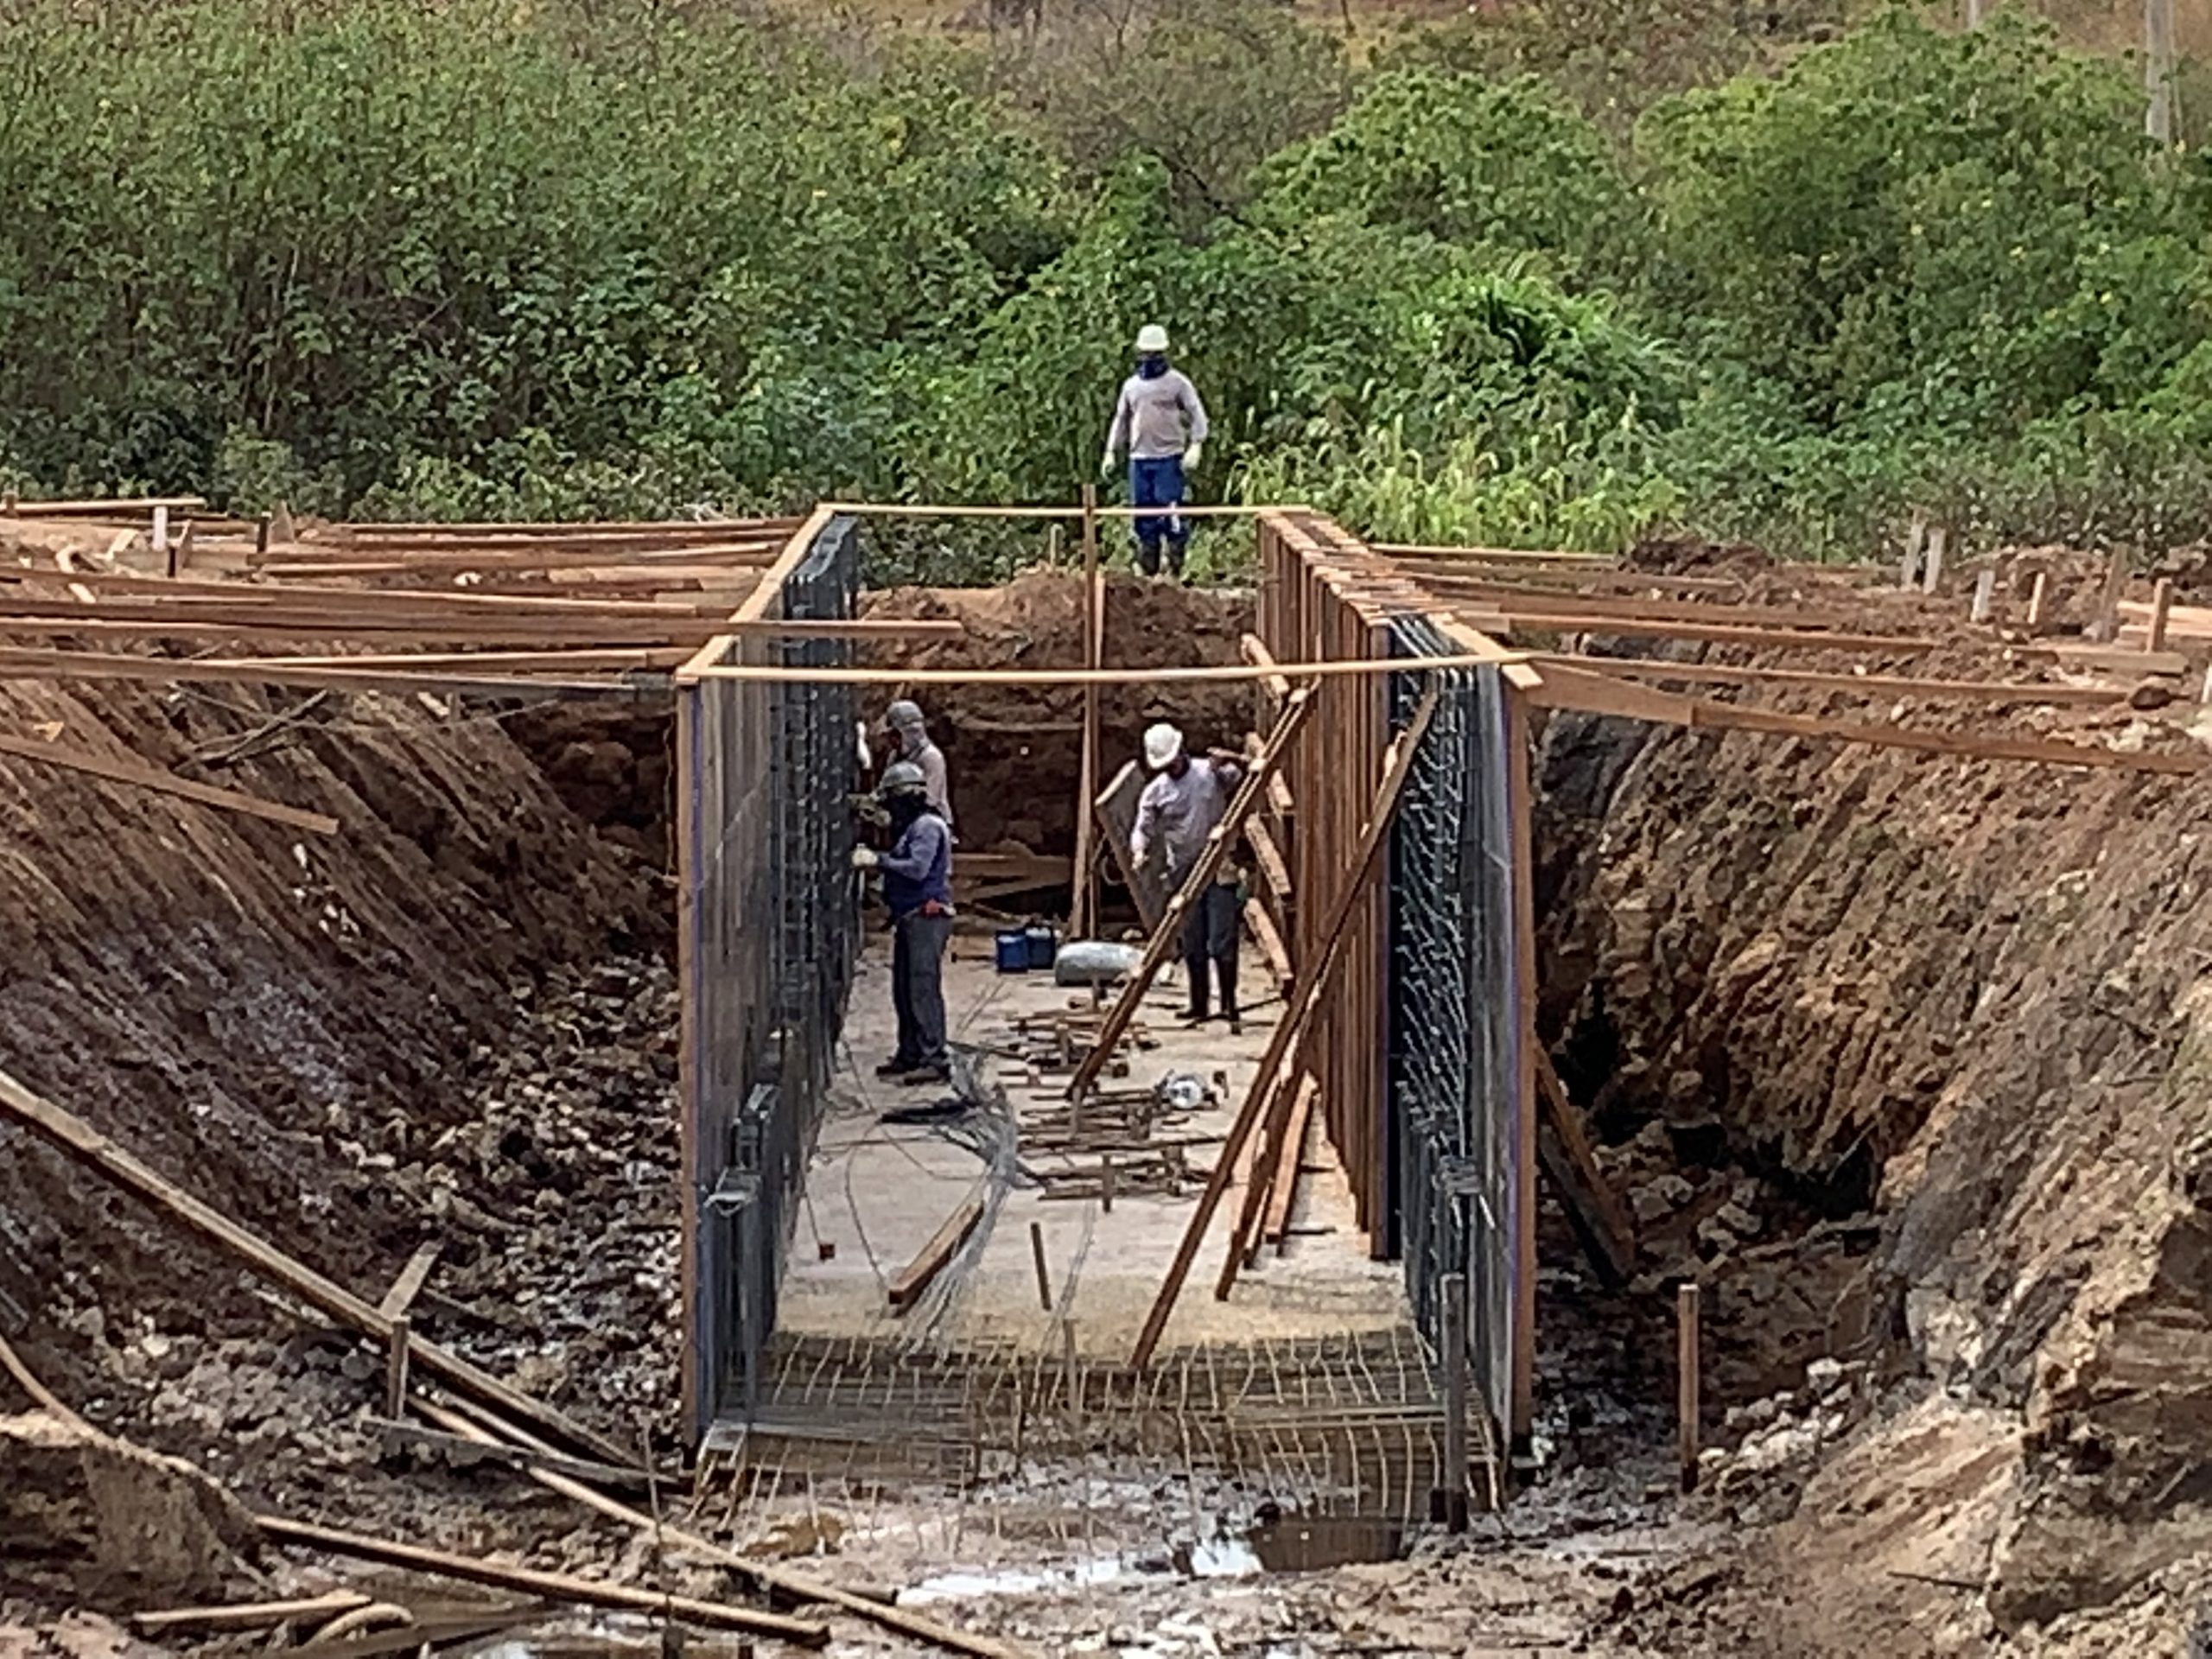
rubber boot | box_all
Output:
[1136,537,1163,578]
[1215,951,1241,1034]
[1182,952,1211,1022]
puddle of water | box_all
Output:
[1246,1512,1408,1573]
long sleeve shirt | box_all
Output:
[879,810,953,918]
[906,734,953,831]
[1106,369,1210,461]
[1133,757,1241,880]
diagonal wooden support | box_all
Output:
[1132,687,1440,1368]
[1537,1052,1637,1287]
[1065,685,1316,1104]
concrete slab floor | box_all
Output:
[778,919,1411,1359]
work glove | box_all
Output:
[1129,835,1148,868]
[855,718,872,770]
[851,846,880,870]
[1100,449,1118,480]
[1185,441,1204,473]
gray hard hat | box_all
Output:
[880,760,927,797]
[881,698,926,734]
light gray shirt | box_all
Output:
[1133,757,1241,878]
[904,733,952,831]
[1107,370,1210,461]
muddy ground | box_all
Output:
[10,550,2212,1654]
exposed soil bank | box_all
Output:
[1529,543,2212,1649]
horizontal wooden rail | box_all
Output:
[681,648,1540,689]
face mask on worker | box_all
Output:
[1136,353,1168,380]
[887,791,928,831]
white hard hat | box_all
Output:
[1143,722,1184,771]
[1135,323,1171,355]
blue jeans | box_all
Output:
[1128,454,1188,575]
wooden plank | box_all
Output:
[1094,760,1165,931]
[410,1400,1030,1659]
[1504,681,1540,1446]
[1267,769,1294,821]
[2036,641,2187,677]
[1678,1282,1702,1491]
[1245,814,1292,905]
[1530,653,2133,706]
[1261,1075,1319,1250]
[134,1593,374,1635]
[0,732,340,835]
[364,1417,653,1491]
[0,648,655,700]
[1246,898,1294,995]
[1071,485,1103,939]
[1535,1054,1635,1287]
[4,495,206,517]
[253,1516,829,1644]
[0,1069,633,1466]
[1369,541,1612,564]
[1239,632,1291,702]
[887,1197,985,1313]
[1526,664,2203,775]
[1423,582,1886,633]
[1382,559,1745,597]
[376,1243,443,1321]
[1483,611,1944,654]
[688,650,1532,690]
[1068,688,1317,1103]
[1134,689,1440,1366]
[0,1329,93,1433]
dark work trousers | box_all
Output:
[1174,877,1242,1020]
[891,909,954,1069]
[1128,455,1190,577]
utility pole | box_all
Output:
[2146,0,2177,145]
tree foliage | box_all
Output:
[3,0,2211,560]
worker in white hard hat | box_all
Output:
[852,759,955,1083]
[877,696,952,832]
[1129,721,1246,1027]
[1101,324,1210,580]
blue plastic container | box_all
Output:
[1024,925,1058,970]
[994,931,1030,974]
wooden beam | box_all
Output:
[1531,653,2133,706]
[1245,814,1292,905]
[1260,1075,1319,1252]
[254,1516,829,1645]
[1068,688,1316,1103]
[363,1417,653,1491]
[134,1593,375,1635]
[1246,896,1294,995]
[0,1329,93,1434]
[4,495,207,517]
[375,1243,443,1322]
[1527,664,2202,774]
[1535,1054,1635,1287]
[1133,689,1440,1367]
[887,1197,985,1313]
[0,648,655,700]
[1426,582,1885,633]
[1369,541,1612,564]
[690,651,1522,690]
[1239,632,1291,703]
[0,732,340,835]
[1482,611,1945,655]
[0,1069,632,1465]
[1071,485,1103,939]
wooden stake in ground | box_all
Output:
[0,1069,630,1465]
[1065,686,1316,1104]
[1677,1281,1702,1492]
[1070,484,1103,938]
[1433,1270,1470,1534]
[1132,688,1440,1368]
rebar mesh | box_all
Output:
[683,515,862,1437]
[1387,616,1523,1443]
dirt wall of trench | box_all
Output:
[1533,576,2212,1639]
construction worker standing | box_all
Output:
[1130,722,1243,1027]
[880,698,953,832]
[852,760,954,1084]
[1102,324,1210,580]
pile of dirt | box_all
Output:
[1529,575,2212,1642]
[0,1410,252,1607]
[861,569,1255,855]
[0,672,672,1565]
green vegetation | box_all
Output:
[2,0,2209,563]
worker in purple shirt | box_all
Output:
[1131,721,1244,1027]
[1102,324,1210,580]
[852,760,954,1084]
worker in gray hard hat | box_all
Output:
[1102,324,1210,580]
[879,697,952,832]
[851,759,955,1084]
[1129,721,1245,1027]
